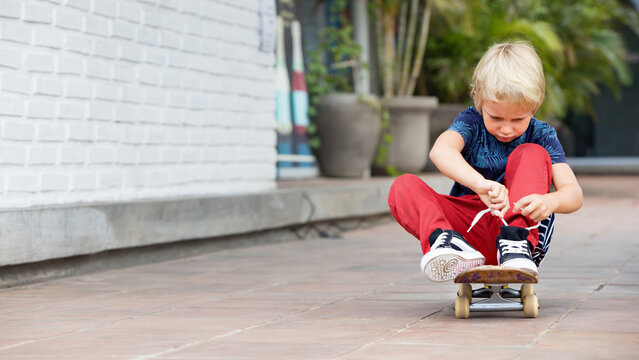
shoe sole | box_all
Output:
[499,258,538,275]
[421,248,486,282]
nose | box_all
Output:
[501,125,512,135]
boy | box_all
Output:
[388,42,583,282]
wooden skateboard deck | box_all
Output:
[454,265,538,284]
[453,265,540,318]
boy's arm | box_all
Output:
[548,163,583,213]
[430,130,510,216]
[514,163,583,221]
[430,130,483,188]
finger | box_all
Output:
[513,196,531,213]
[490,193,504,204]
[478,181,494,193]
[525,203,546,220]
[521,203,537,217]
[490,186,506,203]
[490,200,509,218]
[492,205,505,218]
[480,196,494,210]
[527,208,541,222]
[489,183,504,197]
[497,187,508,202]
[531,207,549,222]
[495,196,508,209]
[532,211,545,223]
[492,194,509,211]
[501,201,511,218]
[534,213,547,222]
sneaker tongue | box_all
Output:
[499,225,529,240]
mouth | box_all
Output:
[497,136,514,142]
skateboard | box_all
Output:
[453,265,539,319]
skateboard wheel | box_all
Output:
[523,294,539,318]
[521,284,534,300]
[458,284,472,299]
[455,295,470,319]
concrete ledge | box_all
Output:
[0,174,453,267]
[0,216,394,288]
[567,157,639,174]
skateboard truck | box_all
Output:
[466,285,524,312]
[454,266,539,318]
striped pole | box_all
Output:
[275,16,293,169]
[290,20,314,168]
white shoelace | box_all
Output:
[498,239,530,255]
[466,208,540,233]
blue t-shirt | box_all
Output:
[448,106,566,197]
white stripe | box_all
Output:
[277,154,316,162]
[543,219,555,252]
[533,214,556,264]
[450,237,476,252]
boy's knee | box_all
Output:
[512,143,545,154]
[509,143,550,163]
[391,174,421,191]
[389,174,421,202]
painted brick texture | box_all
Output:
[0,0,276,209]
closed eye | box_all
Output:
[485,111,529,121]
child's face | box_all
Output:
[481,101,534,143]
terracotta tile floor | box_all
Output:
[1,176,638,359]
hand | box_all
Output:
[475,179,510,218]
[513,194,558,222]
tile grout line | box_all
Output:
[514,254,635,360]
[330,308,445,360]
[129,298,363,359]
[0,250,366,352]
[130,281,405,360]
[0,280,294,353]
[0,256,377,353]
[0,340,37,351]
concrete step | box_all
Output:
[0,175,452,287]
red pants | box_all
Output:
[388,144,552,265]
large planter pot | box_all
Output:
[314,93,381,178]
[424,102,468,171]
[380,96,439,173]
[429,103,468,149]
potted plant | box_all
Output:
[369,0,443,174]
[307,0,382,178]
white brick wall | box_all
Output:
[0,0,276,209]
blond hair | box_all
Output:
[471,41,545,113]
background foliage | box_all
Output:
[305,0,363,149]
[421,0,639,122]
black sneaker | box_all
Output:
[496,226,538,274]
[420,229,485,282]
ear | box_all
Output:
[471,97,481,114]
